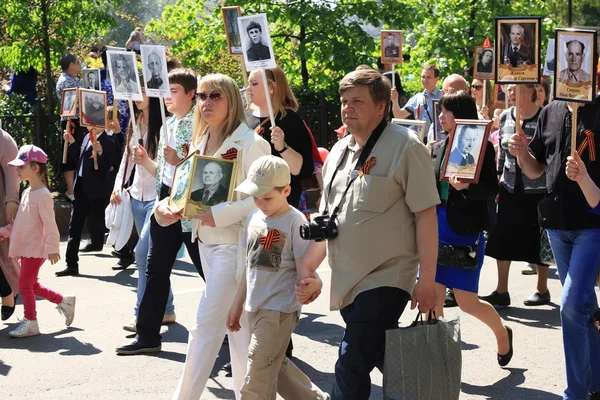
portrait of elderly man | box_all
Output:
[146,51,166,90]
[172,159,192,202]
[477,49,493,73]
[245,21,271,62]
[502,23,534,67]
[190,161,228,206]
[559,40,591,84]
[448,124,479,167]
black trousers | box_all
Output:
[136,184,204,345]
[65,181,109,267]
[0,266,11,297]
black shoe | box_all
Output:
[479,290,511,308]
[497,326,513,367]
[444,288,458,308]
[56,266,79,277]
[223,361,232,377]
[1,293,18,321]
[111,249,122,258]
[112,257,135,270]
[80,242,103,252]
[523,291,551,306]
[116,340,161,355]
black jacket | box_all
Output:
[431,137,498,235]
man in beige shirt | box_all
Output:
[298,69,440,399]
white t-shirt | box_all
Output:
[244,207,309,314]
[161,118,179,187]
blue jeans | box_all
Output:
[547,229,600,400]
[131,198,174,316]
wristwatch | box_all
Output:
[278,143,289,153]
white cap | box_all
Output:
[235,155,291,197]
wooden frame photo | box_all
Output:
[381,30,402,64]
[553,28,598,103]
[495,16,541,84]
[392,118,426,141]
[441,119,492,184]
[60,88,78,117]
[82,69,101,90]
[473,46,495,80]
[169,154,238,217]
[222,6,243,56]
[79,89,107,128]
[106,49,143,101]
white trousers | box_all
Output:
[173,243,250,400]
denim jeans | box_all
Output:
[331,287,411,400]
[131,198,174,316]
[547,229,600,400]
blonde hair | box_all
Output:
[192,74,246,147]
[264,67,298,118]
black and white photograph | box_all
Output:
[543,38,556,76]
[441,119,491,183]
[106,50,143,101]
[169,154,195,213]
[495,17,541,84]
[79,89,107,128]
[381,30,402,64]
[473,46,495,80]
[554,29,597,103]
[237,14,277,72]
[432,99,442,141]
[82,69,100,90]
[140,45,170,98]
[391,118,426,141]
[222,6,243,56]
[60,88,78,117]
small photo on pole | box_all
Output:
[79,89,107,128]
[553,28,597,103]
[106,50,143,101]
[473,46,495,80]
[222,6,243,55]
[60,88,78,117]
[237,14,277,72]
[543,38,556,76]
[495,16,541,84]
[381,30,402,64]
[140,45,171,98]
[82,69,101,90]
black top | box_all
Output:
[528,98,600,230]
[245,109,314,207]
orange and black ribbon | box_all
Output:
[182,144,189,157]
[89,131,96,159]
[221,148,238,160]
[577,129,596,161]
[259,229,280,250]
[359,157,376,177]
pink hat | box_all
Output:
[8,145,48,167]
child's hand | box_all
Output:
[48,253,60,265]
[566,151,588,182]
[226,304,243,332]
[296,277,323,305]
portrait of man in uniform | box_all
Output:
[245,21,271,62]
[190,161,228,207]
[146,52,166,90]
[501,23,535,67]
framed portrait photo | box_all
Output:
[543,38,556,76]
[495,17,541,84]
[473,46,495,80]
[494,83,509,110]
[79,89,107,128]
[392,118,426,141]
[432,99,442,141]
[553,29,598,103]
[140,45,170,98]
[381,30,402,64]
[222,6,243,56]
[60,88,78,117]
[237,14,277,72]
[106,50,143,101]
[441,119,492,184]
[169,154,238,217]
[82,69,101,90]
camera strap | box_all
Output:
[324,119,387,218]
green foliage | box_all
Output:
[0,92,34,116]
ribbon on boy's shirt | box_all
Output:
[260,229,280,250]
[577,129,596,162]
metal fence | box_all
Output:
[0,100,341,190]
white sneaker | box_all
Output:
[56,296,76,326]
[9,318,40,338]
[123,317,137,332]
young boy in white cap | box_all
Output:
[227,155,329,399]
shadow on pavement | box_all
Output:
[0,326,101,356]
[74,271,138,290]
[161,322,191,345]
[501,304,561,329]
[461,367,562,399]
[294,312,344,347]
[0,359,11,376]
[461,340,480,351]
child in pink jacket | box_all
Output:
[3,145,76,337]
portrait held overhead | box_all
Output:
[442,120,492,183]
[473,46,494,79]
[222,6,243,55]
[237,14,277,71]
[82,69,100,90]
[495,17,541,83]
[554,29,598,103]
[79,89,107,128]
[381,30,402,64]
[106,50,143,101]
[140,45,171,98]
[543,38,556,76]
[60,88,78,117]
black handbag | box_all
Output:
[537,193,561,229]
[437,242,478,270]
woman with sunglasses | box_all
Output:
[245,67,314,216]
[430,91,513,366]
[470,79,494,119]
[172,74,270,399]
[482,84,550,308]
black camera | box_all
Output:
[299,215,338,242]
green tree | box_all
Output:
[0,0,120,112]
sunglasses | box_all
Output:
[196,92,223,101]
[471,84,483,90]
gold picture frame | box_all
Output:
[495,16,541,84]
[392,118,426,141]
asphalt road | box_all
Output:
[1,237,595,399]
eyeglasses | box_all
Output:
[196,92,223,101]
[471,84,483,90]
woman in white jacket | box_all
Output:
[168,74,270,399]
